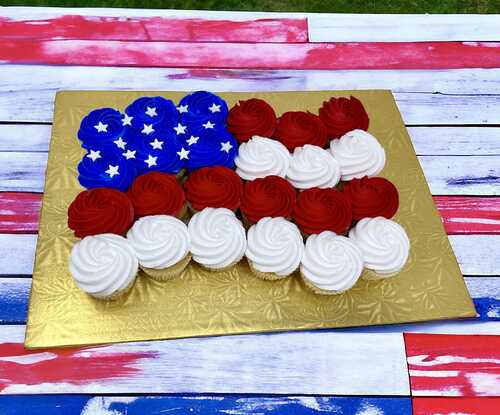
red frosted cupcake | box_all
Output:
[184,166,243,212]
[68,188,134,238]
[240,176,296,225]
[127,172,186,219]
[294,188,352,235]
[343,176,399,220]
[273,111,327,151]
[319,96,369,139]
[227,98,277,142]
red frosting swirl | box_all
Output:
[240,176,296,224]
[184,166,243,211]
[68,188,134,238]
[294,188,352,235]
[343,176,399,220]
[273,111,327,151]
[127,172,185,218]
[227,98,277,142]
[319,96,369,139]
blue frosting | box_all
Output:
[178,91,228,132]
[185,128,238,171]
[78,108,126,149]
[78,146,136,192]
[124,96,178,132]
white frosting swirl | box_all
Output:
[300,231,363,293]
[246,217,304,277]
[330,129,386,181]
[188,207,246,269]
[235,135,291,180]
[286,144,341,189]
[349,217,410,275]
[127,215,190,269]
[69,234,138,299]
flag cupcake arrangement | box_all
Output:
[68,91,410,300]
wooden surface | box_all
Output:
[0,6,499,413]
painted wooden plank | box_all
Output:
[0,193,41,234]
[0,15,308,43]
[413,397,500,415]
[0,152,48,192]
[465,277,500,321]
[405,333,500,396]
[309,14,500,42]
[2,39,500,70]
[0,124,51,153]
[0,278,29,323]
[0,234,35,275]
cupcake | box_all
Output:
[127,172,187,219]
[127,215,191,281]
[286,144,341,190]
[293,188,352,236]
[178,91,228,132]
[246,217,304,280]
[300,231,364,295]
[188,208,246,271]
[343,176,399,220]
[184,166,243,213]
[124,96,179,133]
[349,217,410,279]
[330,129,386,181]
[78,108,126,149]
[235,135,291,181]
[69,234,138,300]
[68,188,134,238]
[273,111,327,151]
[240,176,296,227]
[319,96,369,139]
[227,98,277,142]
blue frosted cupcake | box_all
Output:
[178,91,228,132]
[185,128,237,172]
[124,96,179,134]
[78,108,126,149]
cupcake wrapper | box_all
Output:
[248,259,290,281]
[200,260,241,273]
[176,169,187,185]
[94,274,137,301]
[361,268,398,281]
[141,253,192,282]
[177,204,191,224]
[300,273,346,296]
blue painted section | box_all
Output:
[447,174,499,186]
[0,279,29,324]
[0,395,412,414]
[474,297,500,320]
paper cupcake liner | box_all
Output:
[361,268,398,281]
[96,273,137,301]
[176,168,187,184]
[200,259,241,273]
[141,253,192,282]
[248,259,290,281]
[177,203,191,223]
[300,272,346,296]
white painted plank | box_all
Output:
[0,234,35,275]
[0,124,51,152]
[0,152,48,192]
[465,276,500,299]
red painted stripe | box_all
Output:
[1,40,499,69]
[413,397,500,415]
[0,193,41,234]
[405,333,500,397]
[0,16,308,43]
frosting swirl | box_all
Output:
[185,128,238,171]
[294,188,352,235]
[301,231,363,293]
[246,217,304,277]
[227,98,277,142]
[273,111,327,151]
[178,91,228,131]
[319,96,369,139]
[240,176,296,224]
[184,166,243,211]
[343,176,399,220]
[188,208,246,269]
[235,136,291,181]
[330,129,386,181]
[349,217,410,275]
[78,108,126,149]
[127,172,185,218]
[125,96,178,132]
[286,144,341,189]
[69,234,138,299]
[127,215,190,269]
[68,188,134,238]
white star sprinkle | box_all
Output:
[145,106,157,117]
[86,149,101,162]
[144,155,158,168]
[220,141,233,153]
[173,123,187,135]
[142,124,154,135]
[121,114,133,126]
[94,121,108,133]
[177,147,190,160]
[186,135,199,146]
[122,149,136,160]
[177,104,188,113]
[208,103,221,113]
[113,137,127,149]
[150,138,163,150]
[105,165,119,178]
[202,121,215,129]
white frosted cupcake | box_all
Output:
[246,217,304,280]
[188,207,247,271]
[127,215,191,281]
[349,216,410,279]
[330,129,386,181]
[300,231,363,295]
[235,135,291,180]
[69,234,138,300]
[286,144,341,190]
